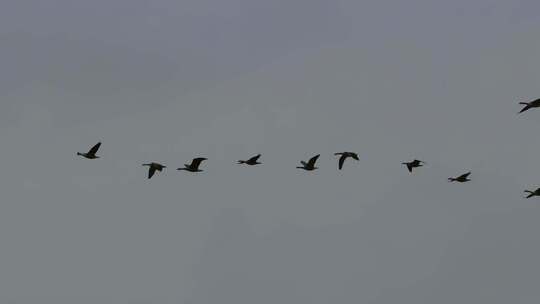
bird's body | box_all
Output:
[524,187,540,198]
[177,157,207,172]
[142,162,166,179]
[334,152,359,170]
[297,154,320,171]
[238,154,261,166]
[518,98,540,114]
[77,142,101,159]
[402,159,424,173]
[448,171,471,182]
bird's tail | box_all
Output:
[448,178,456,182]
[524,190,534,198]
[519,105,531,113]
[77,152,83,156]
[238,160,246,164]
[518,102,533,114]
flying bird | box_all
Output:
[177,157,207,172]
[524,187,540,198]
[142,162,166,179]
[518,98,540,114]
[448,171,471,183]
[238,154,262,166]
[297,154,320,171]
[402,159,425,173]
[334,152,359,170]
[77,142,101,159]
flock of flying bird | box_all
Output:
[76,98,540,198]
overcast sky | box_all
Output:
[1,0,540,303]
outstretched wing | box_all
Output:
[406,163,413,172]
[307,154,320,167]
[525,190,535,198]
[248,154,261,162]
[459,172,471,179]
[87,142,101,155]
[519,104,532,113]
[338,155,346,170]
[148,167,156,179]
[191,157,207,170]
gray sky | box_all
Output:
[1,0,540,303]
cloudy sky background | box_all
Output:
[1,0,540,303]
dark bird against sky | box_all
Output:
[297,154,320,171]
[238,154,262,166]
[177,157,207,172]
[334,152,359,170]
[77,142,101,159]
[142,162,166,179]
[448,171,471,183]
[524,187,540,198]
[518,98,540,114]
[402,159,425,173]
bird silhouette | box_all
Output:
[177,157,207,172]
[518,98,540,114]
[77,142,101,159]
[297,154,320,171]
[402,159,425,173]
[334,152,359,170]
[142,162,166,179]
[238,154,261,166]
[524,187,540,198]
[448,171,471,182]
